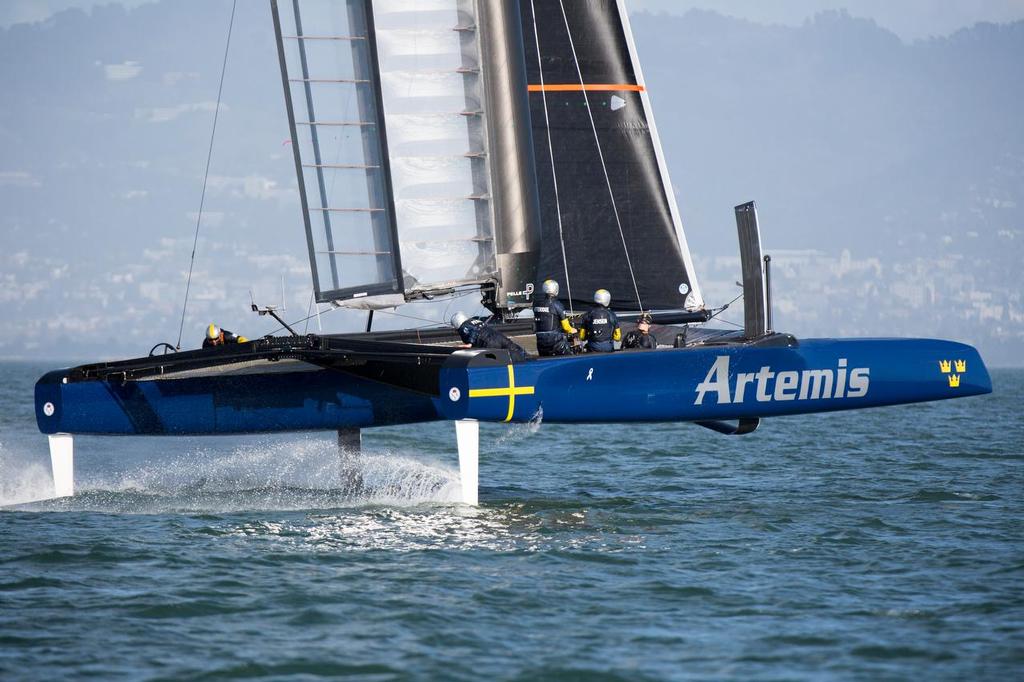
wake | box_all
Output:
[1,437,463,512]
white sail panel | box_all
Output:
[379,71,478,101]
[400,240,488,289]
[373,0,467,12]
[374,30,470,66]
[372,0,496,294]
[390,156,480,199]
[395,198,479,228]
[384,113,485,154]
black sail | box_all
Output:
[520,0,704,312]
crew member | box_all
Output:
[533,279,575,356]
[623,312,657,350]
[203,323,248,349]
[451,312,528,362]
[579,289,620,353]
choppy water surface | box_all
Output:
[1,362,1021,680]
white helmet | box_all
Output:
[451,312,470,329]
[206,323,221,340]
[593,289,611,307]
[542,279,559,296]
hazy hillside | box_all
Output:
[1,3,1021,363]
[635,9,1024,256]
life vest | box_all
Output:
[533,295,567,334]
[583,306,617,345]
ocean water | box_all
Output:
[0,361,1021,681]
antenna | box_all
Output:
[250,279,299,337]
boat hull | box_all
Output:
[35,362,439,436]
[36,337,991,436]
[443,337,991,423]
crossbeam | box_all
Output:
[297,121,375,127]
[284,35,366,41]
[289,78,370,84]
[317,250,392,256]
[302,164,380,169]
[308,207,385,213]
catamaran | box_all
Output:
[34,0,991,505]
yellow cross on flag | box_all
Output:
[468,364,535,422]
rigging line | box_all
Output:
[175,0,238,350]
[528,0,574,315]
[708,290,744,320]
[265,304,446,337]
[303,289,315,334]
[376,308,452,326]
[266,288,480,336]
[441,289,480,326]
[266,305,336,337]
[556,0,643,312]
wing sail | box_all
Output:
[276,0,542,309]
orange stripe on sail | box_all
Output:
[527,83,645,93]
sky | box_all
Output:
[3,0,1024,40]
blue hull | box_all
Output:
[35,365,439,436]
[36,338,991,436]
[442,338,991,423]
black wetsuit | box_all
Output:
[457,320,528,362]
[623,330,657,350]
[202,329,244,349]
[533,295,573,356]
[580,305,619,353]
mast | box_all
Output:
[475,0,543,316]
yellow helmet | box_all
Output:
[206,323,221,340]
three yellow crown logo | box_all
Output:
[955,359,966,373]
[948,374,961,388]
[939,360,952,373]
